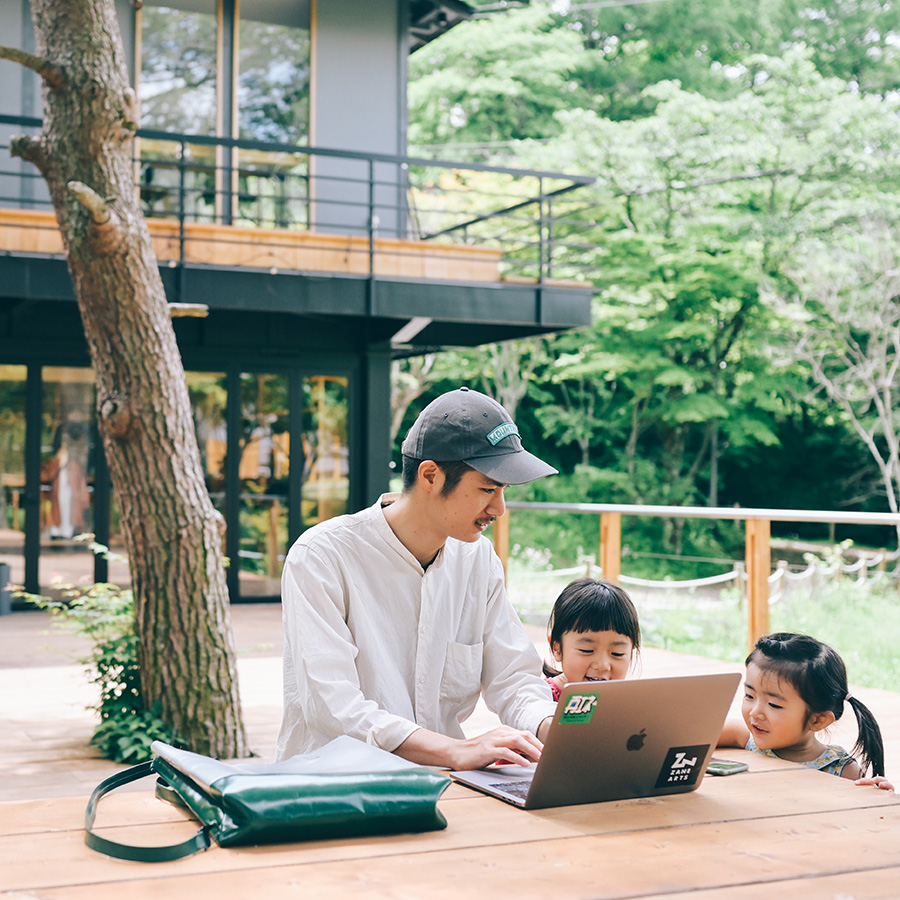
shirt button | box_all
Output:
[418,675,426,684]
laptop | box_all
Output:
[450,672,741,809]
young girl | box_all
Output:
[719,632,893,790]
[543,578,641,701]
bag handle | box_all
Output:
[84,760,213,862]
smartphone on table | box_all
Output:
[706,757,749,776]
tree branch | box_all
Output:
[68,180,124,253]
[68,180,112,225]
[9,134,48,172]
[0,44,64,88]
[100,395,135,440]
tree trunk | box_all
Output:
[8,0,247,757]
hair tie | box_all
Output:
[845,692,853,703]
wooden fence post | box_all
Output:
[493,510,510,581]
[600,512,621,585]
[745,517,771,650]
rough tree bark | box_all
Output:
[1,0,248,756]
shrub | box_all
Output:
[18,548,181,763]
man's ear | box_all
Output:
[808,710,836,733]
[417,460,442,493]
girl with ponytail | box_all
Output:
[718,632,893,790]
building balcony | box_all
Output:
[0,115,596,350]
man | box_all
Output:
[276,386,558,769]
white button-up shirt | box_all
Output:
[275,495,555,760]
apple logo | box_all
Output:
[626,728,646,751]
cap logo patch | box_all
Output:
[486,422,519,445]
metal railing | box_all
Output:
[491,501,900,651]
[0,113,599,284]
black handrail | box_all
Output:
[0,113,600,283]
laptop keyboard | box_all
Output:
[490,780,532,801]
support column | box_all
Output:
[600,512,621,584]
[745,518,771,650]
[493,511,510,581]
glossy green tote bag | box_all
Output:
[84,735,452,862]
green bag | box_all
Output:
[84,736,452,862]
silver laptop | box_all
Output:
[451,672,741,809]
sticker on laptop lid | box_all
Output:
[559,691,600,724]
[654,744,710,788]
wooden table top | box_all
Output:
[2,749,898,899]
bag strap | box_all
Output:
[84,759,213,862]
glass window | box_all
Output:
[187,371,228,497]
[39,367,97,592]
[238,2,310,145]
[138,0,219,223]
[302,376,349,528]
[0,366,26,589]
[139,1,218,135]
[239,372,289,597]
[236,0,310,229]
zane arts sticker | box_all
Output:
[654,744,710,788]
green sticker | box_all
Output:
[560,692,600,724]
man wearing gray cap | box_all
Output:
[276,386,558,770]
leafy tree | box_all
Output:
[409,3,589,150]
[777,220,900,546]
[404,5,900,568]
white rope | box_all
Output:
[520,565,593,578]
[784,565,817,582]
[512,553,898,595]
[619,570,740,589]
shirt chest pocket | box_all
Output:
[439,640,483,705]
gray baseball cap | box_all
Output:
[401,386,558,485]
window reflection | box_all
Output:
[237,372,289,597]
[237,2,310,228]
[39,367,96,591]
[139,3,218,135]
[0,366,26,588]
[187,371,228,494]
[138,1,219,223]
[238,9,309,144]
[302,376,349,527]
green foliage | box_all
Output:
[409,4,589,149]
[22,567,181,764]
[412,0,900,139]
[404,2,900,572]
[89,703,176,765]
[769,575,900,691]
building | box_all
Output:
[0,0,592,601]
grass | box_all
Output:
[507,562,900,693]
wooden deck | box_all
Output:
[0,208,508,282]
[2,606,899,898]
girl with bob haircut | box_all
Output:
[543,578,641,701]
